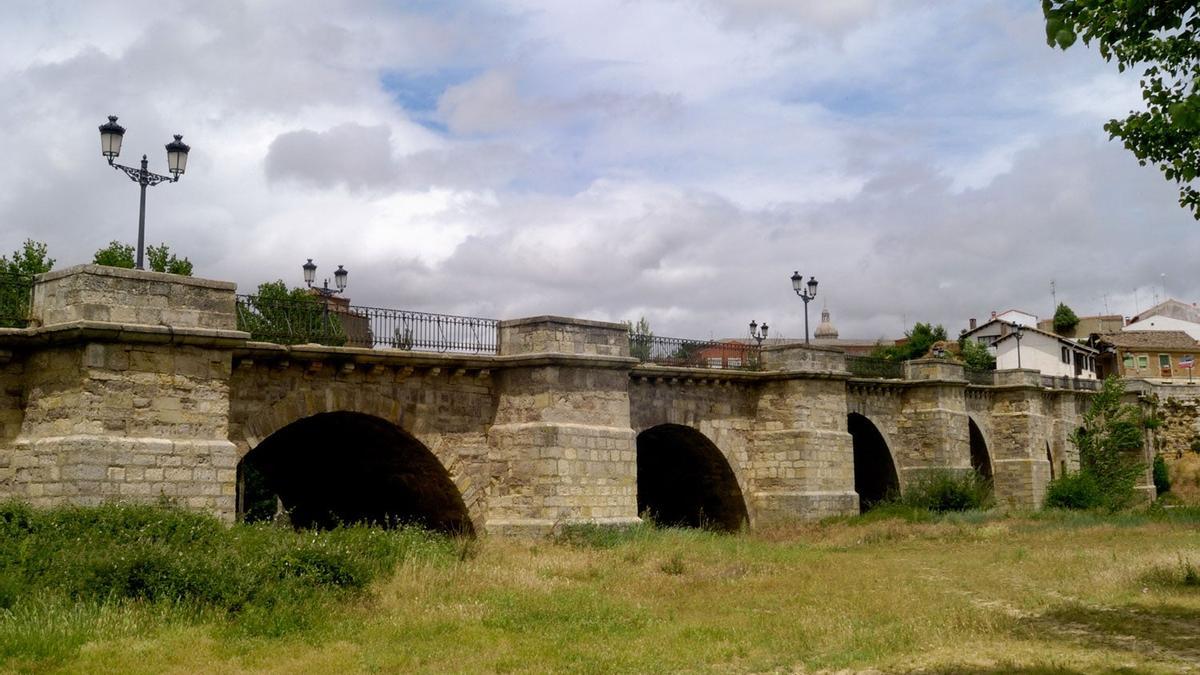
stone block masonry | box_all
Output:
[0,264,1093,533]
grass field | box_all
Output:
[3,505,1200,674]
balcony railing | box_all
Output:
[0,272,34,328]
[630,333,760,370]
[845,355,903,379]
[236,295,499,354]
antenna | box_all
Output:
[1050,279,1056,312]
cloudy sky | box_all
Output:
[1,0,1195,341]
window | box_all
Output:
[1060,346,1070,364]
[1123,353,1134,369]
[1137,354,1149,369]
[707,357,723,368]
[727,358,742,368]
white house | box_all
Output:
[992,326,1098,379]
[1123,314,1200,342]
[960,309,1040,350]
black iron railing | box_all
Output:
[0,272,34,328]
[236,295,499,354]
[630,333,759,370]
[845,355,903,379]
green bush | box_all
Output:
[1153,454,1172,496]
[0,502,455,636]
[898,470,992,512]
[1065,377,1151,511]
[1045,471,1104,510]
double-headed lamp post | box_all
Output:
[98,116,191,270]
[302,258,348,297]
[749,320,769,347]
[790,271,819,344]
[303,259,348,336]
[1011,321,1024,369]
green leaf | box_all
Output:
[1055,27,1078,49]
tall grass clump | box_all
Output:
[0,501,456,652]
[897,469,992,513]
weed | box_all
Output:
[659,552,686,575]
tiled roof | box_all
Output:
[1095,330,1200,350]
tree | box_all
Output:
[958,337,996,371]
[0,239,54,327]
[1043,2,1200,218]
[92,241,136,268]
[1060,376,1152,510]
[624,316,654,361]
[236,280,345,346]
[146,244,194,276]
[1053,302,1081,334]
[93,241,193,276]
[873,322,948,362]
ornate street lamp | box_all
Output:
[302,259,348,297]
[749,319,769,347]
[98,116,190,270]
[1011,321,1024,369]
[790,271,819,344]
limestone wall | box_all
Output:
[7,267,244,518]
[31,264,236,330]
[498,316,629,357]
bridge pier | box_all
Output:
[892,359,972,486]
[9,265,243,518]
[485,317,640,536]
[753,345,858,522]
[989,370,1054,508]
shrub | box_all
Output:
[0,502,455,636]
[1063,376,1151,511]
[1045,471,1104,510]
[1153,454,1172,496]
[899,470,992,513]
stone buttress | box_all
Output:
[485,317,639,535]
[10,265,244,519]
[753,344,858,521]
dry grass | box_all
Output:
[17,511,1200,674]
[1166,452,1200,504]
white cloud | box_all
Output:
[0,0,1192,345]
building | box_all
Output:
[1092,330,1200,380]
[1036,313,1124,339]
[960,309,1040,349]
[992,325,1098,379]
[1129,298,1200,325]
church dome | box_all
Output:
[814,307,838,339]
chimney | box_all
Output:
[990,311,997,320]
[969,317,977,330]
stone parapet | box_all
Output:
[498,316,629,357]
[31,264,237,330]
[993,369,1042,388]
[761,343,846,373]
[904,358,965,382]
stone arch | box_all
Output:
[235,388,485,528]
[967,416,993,480]
[635,424,749,531]
[238,411,474,535]
[848,413,900,513]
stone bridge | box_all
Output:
[0,266,1132,535]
